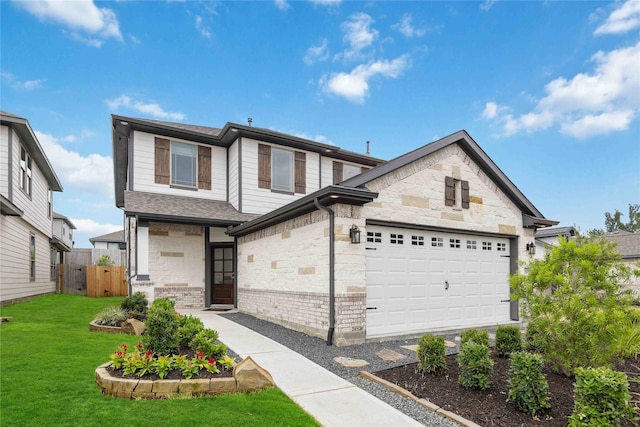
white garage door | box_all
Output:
[365,225,512,338]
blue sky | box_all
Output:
[1,0,639,248]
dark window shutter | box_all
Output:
[154,137,170,185]
[258,144,271,189]
[360,166,370,173]
[445,176,455,206]
[333,161,343,184]
[294,151,306,194]
[461,180,470,209]
[198,145,211,190]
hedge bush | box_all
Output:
[417,334,446,375]
[523,318,549,354]
[460,328,490,348]
[458,341,493,390]
[495,325,522,357]
[568,367,636,427]
[150,297,175,312]
[142,305,179,355]
[190,329,226,360]
[507,352,550,416]
[177,314,205,348]
[120,291,148,314]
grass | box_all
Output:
[0,294,320,427]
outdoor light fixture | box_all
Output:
[349,225,361,244]
[526,242,536,255]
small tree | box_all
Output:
[97,254,115,266]
[510,235,636,376]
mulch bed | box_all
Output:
[106,365,233,381]
[375,354,639,427]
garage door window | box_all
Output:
[367,231,382,243]
[431,237,443,247]
[390,234,404,244]
[449,238,461,248]
[482,241,492,250]
[497,242,507,252]
[411,235,424,246]
[467,240,477,249]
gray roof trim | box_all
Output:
[227,185,378,237]
[523,214,560,228]
[1,111,63,191]
[50,237,72,252]
[535,226,576,238]
[341,130,551,221]
[112,114,384,207]
[89,230,125,244]
[53,211,77,229]
[0,194,24,216]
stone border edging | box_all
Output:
[96,355,274,400]
[358,371,482,427]
[89,321,125,334]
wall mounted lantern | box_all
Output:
[349,225,361,244]
[526,242,536,255]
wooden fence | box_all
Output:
[86,266,127,297]
[61,249,127,297]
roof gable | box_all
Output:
[341,130,551,222]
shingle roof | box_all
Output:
[602,231,640,258]
[122,117,222,137]
[52,211,77,229]
[124,191,259,225]
[89,230,125,243]
[535,226,577,238]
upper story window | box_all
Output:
[154,137,211,190]
[20,146,33,196]
[333,161,369,184]
[445,176,469,209]
[171,142,197,187]
[47,189,52,218]
[258,144,306,194]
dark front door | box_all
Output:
[211,244,235,305]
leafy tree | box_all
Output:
[604,204,639,233]
[510,235,636,376]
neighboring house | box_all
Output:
[51,212,75,284]
[112,115,557,345]
[602,231,640,297]
[1,111,64,306]
[533,226,577,260]
[90,230,125,249]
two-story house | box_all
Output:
[51,211,75,287]
[112,115,557,345]
[1,111,64,306]
[89,230,125,249]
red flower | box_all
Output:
[122,344,127,350]
[136,342,143,351]
[208,357,215,365]
[196,351,205,359]
[145,349,153,360]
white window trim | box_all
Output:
[20,146,33,197]
[170,141,198,188]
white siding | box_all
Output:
[0,215,56,303]
[52,219,73,249]
[0,125,9,197]
[131,131,227,201]
[240,138,320,215]
[228,140,239,210]
[9,129,52,237]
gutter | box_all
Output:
[313,197,335,346]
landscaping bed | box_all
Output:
[375,353,639,427]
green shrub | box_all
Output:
[96,254,115,266]
[142,306,179,355]
[416,334,446,375]
[190,329,226,360]
[614,308,640,359]
[178,315,205,348]
[523,318,549,354]
[151,297,175,312]
[120,292,148,314]
[458,341,493,390]
[507,352,550,415]
[569,366,636,427]
[511,236,637,376]
[460,328,490,348]
[495,325,522,357]
[93,306,128,326]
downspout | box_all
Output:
[313,197,335,346]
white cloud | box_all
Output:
[195,16,211,39]
[341,13,379,60]
[480,0,497,11]
[321,54,411,103]
[304,39,329,65]
[1,72,44,90]
[392,14,426,38]
[595,0,640,35]
[16,0,122,47]
[274,0,290,11]
[310,0,342,6]
[106,95,186,121]
[35,131,114,199]
[70,218,121,237]
[482,42,640,139]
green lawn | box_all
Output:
[0,294,320,427]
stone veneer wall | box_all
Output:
[155,287,204,309]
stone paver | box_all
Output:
[376,348,407,362]
[333,356,369,368]
[401,344,419,352]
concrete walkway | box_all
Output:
[180,309,422,427]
